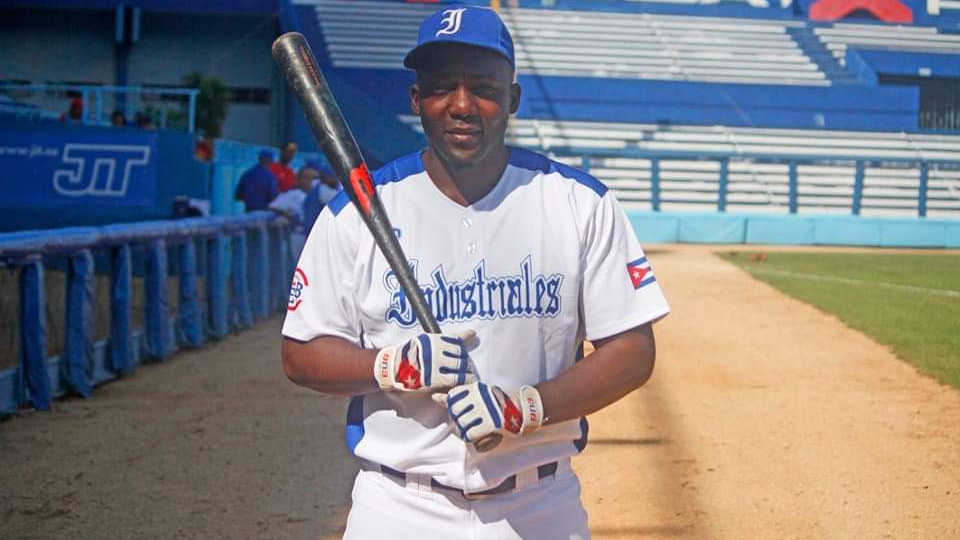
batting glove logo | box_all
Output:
[288,267,309,311]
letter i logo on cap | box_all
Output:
[436,8,466,36]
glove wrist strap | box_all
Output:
[374,347,398,390]
[517,385,545,435]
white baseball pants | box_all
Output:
[342,461,590,539]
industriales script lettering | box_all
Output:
[384,256,564,327]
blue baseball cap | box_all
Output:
[258,149,274,161]
[404,6,515,71]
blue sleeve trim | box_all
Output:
[327,190,351,216]
[345,395,365,453]
[328,151,426,217]
[507,147,608,197]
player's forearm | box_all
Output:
[281,335,380,396]
[536,324,656,425]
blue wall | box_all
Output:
[290,67,424,164]
[518,77,919,131]
[629,212,960,248]
[331,68,921,132]
[855,49,960,79]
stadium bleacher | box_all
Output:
[295,0,960,221]
[310,0,829,86]
[814,22,960,66]
[399,116,960,217]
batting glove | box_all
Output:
[374,330,478,392]
[434,382,545,444]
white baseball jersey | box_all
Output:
[268,188,308,226]
[282,147,669,492]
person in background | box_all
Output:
[270,142,298,192]
[135,111,155,130]
[234,149,279,212]
[269,161,321,256]
[194,137,213,161]
[269,162,319,224]
[301,161,340,235]
[59,96,84,123]
[111,110,127,127]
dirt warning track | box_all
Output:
[1,245,958,539]
[577,245,960,539]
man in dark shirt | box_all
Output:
[234,149,279,212]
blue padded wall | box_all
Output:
[856,49,960,78]
[629,212,960,248]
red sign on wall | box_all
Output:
[809,0,914,23]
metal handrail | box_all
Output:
[0,83,200,133]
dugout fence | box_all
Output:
[0,212,294,415]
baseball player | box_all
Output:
[281,7,669,539]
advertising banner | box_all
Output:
[0,129,158,207]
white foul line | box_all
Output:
[746,267,960,299]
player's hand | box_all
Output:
[433,382,545,444]
[374,330,478,392]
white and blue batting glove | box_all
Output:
[434,382,545,443]
[375,330,478,392]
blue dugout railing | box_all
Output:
[0,212,293,415]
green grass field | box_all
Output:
[719,251,960,389]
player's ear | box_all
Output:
[410,84,422,115]
[509,82,521,114]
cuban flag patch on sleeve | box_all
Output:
[626,257,657,290]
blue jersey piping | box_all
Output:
[328,151,426,216]
[328,147,606,217]
[507,147,608,197]
[345,395,365,453]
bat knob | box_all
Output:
[473,433,503,453]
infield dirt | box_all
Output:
[1,244,958,539]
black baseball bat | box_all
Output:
[271,32,502,453]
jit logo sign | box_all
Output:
[53,144,152,197]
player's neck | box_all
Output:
[423,147,508,207]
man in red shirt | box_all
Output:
[270,142,298,192]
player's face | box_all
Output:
[297,168,316,192]
[411,45,520,170]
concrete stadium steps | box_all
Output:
[814,23,960,66]
[396,115,960,217]
[299,0,828,86]
[786,25,859,85]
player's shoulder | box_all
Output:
[325,151,425,217]
[507,147,608,199]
